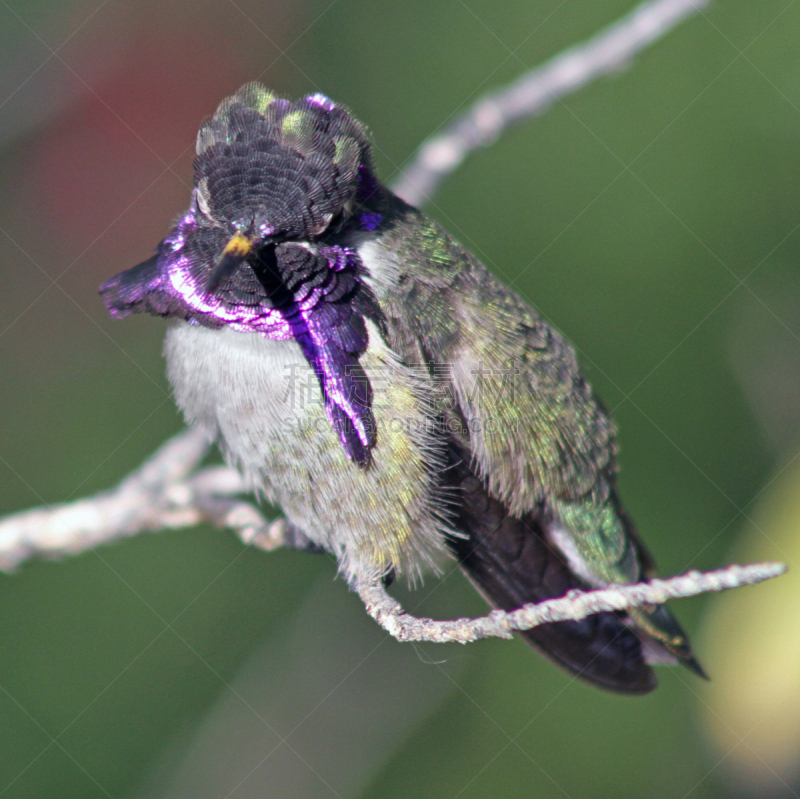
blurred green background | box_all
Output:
[1,0,799,796]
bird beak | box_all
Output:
[205,231,253,293]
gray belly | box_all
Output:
[164,322,452,583]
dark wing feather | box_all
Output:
[445,441,656,694]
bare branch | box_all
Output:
[0,428,281,570]
[357,563,786,644]
[392,0,711,207]
[0,429,786,640]
[0,428,785,636]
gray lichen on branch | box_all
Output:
[356,563,786,644]
[0,426,784,643]
[393,0,712,207]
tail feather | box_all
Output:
[616,495,708,679]
[630,605,709,680]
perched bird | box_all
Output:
[100,83,705,693]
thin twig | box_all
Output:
[392,0,711,206]
[358,563,786,644]
[0,428,282,571]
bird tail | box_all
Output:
[627,604,709,680]
[616,500,709,680]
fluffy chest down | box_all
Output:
[164,321,453,583]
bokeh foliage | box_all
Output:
[0,1,799,797]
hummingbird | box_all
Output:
[100,83,705,693]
